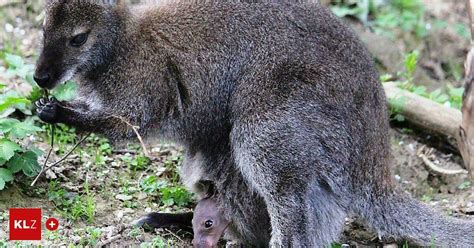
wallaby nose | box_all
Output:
[33,73,51,88]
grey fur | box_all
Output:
[34,1,474,247]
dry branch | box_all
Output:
[419,154,467,175]
[458,0,474,180]
[383,82,462,140]
[109,114,150,157]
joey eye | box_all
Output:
[204,220,213,228]
[70,33,88,47]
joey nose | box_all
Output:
[33,72,51,88]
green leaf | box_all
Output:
[0,167,13,189]
[412,86,427,96]
[0,168,13,182]
[434,94,449,104]
[0,118,20,134]
[6,151,40,177]
[454,23,471,40]
[331,6,360,18]
[9,121,43,139]
[449,87,464,99]
[29,147,44,157]
[0,139,21,161]
[4,53,24,69]
[388,96,407,110]
[51,81,77,101]
[429,89,442,99]
[0,96,30,113]
[404,50,420,77]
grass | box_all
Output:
[140,236,169,248]
[47,181,96,223]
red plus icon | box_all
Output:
[45,218,59,231]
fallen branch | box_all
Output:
[419,154,468,175]
[384,82,462,140]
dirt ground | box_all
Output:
[1,1,473,247]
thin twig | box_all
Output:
[109,114,150,157]
[94,234,122,248]
[42,125,54,168]
[163,229,185,242]
[31,133,91,186]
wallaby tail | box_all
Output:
[357,191,474,247]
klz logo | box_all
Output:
[9,208,42,240]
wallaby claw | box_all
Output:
[35,97,59,124]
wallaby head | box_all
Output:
[34,0,125,89]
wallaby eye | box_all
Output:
[204,220,213,228]
[70,33,88,47]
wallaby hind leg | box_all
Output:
[305,179,347,246]
[232,129,349,246]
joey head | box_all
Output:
[192,197,230,248]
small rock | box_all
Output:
[464,205,474,214]
[115,194,133,201]
[45,170,57,179]
[136,192,147,200]
[5,23,14,33]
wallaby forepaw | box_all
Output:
[35,97,59,123]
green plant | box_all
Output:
[128,226,143,239]
[122,154,151,172]
[48,181,96,222]
[0,51,79,191]
[82,134,112,166]
[387,96,407,122]
[140,236,168,248]
[330,0,374,24]
[77,227,102,247]
[160,186,193,207]
[139,175,193,207]
[139,175,167,194]
[458,181,471,190]
[0,53,43,190]
[163,155,183,183]
[396,51,464,110]
[421,194,433,203]
[330,0,428,39]
[385,50,464,122]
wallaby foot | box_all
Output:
[135,212,193,233]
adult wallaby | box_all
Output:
[35,0,474,246]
